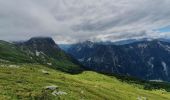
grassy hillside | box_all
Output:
[0,63,170,100]
[0,40,34,63]
[1,39,170,100]
[0,40,83,74]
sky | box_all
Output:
[0,0,170,44]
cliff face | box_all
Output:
[68,40,170,81]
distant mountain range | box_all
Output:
[67,39,170,81]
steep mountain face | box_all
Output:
[18,37,66,60]
[122,40,170,81]
[68,40,170,81]
[15,37,83,73]
[0,37,83,74]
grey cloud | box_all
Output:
[73,0,170,32]
[0,0,170,43]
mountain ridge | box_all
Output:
[1,37,84,74]
[1,37,170,99]
[68,39,170,81]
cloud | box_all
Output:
[0,0,170,43]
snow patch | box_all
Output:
[87,58,91,62]
[165,45,170,52]
[78,58,85,62]
[147,57,154,68]
[161,61,168,76]
[77,46,82,51]
[88,44,94,48]
[149,79,163,82]
[129,46,133,49]
[138,44,147,48]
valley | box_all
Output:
[1,37,170,100]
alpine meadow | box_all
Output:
[1,0,170,100]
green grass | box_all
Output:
[0,63,170,100]
[0,40,83,74]
[0,40,34,63]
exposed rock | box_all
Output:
[52,91,67,96]
[35,50,41,56]
[9,65,20,68]
[43,85,68,96]
[137,96,147,100]
[42,70,50,75]
[47,63,52,66]
[0,59,10,63]
[0,64,20,68]
[68,40,170,81]
[81,90,84,94]
[44,85,59,91]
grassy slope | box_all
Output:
[0,40,34,63]
[0,64,170,100]
[0,40,83,74]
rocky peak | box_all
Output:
[27,37,56,46]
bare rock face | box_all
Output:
[68,40,170,81]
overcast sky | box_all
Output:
[0,0,170,44]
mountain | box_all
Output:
[0,37,83,74]
[68,40,170,81]
[159,38,170,43]
[16,37,84,74]
[59,38,153,51]
[1,38,170,99]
